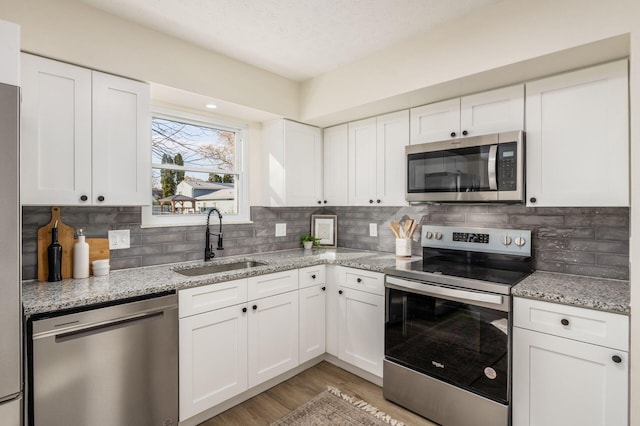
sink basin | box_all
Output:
[175,261,266,276]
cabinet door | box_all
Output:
[21,54,92,205]
[92,71,151,205]
[325,267,339,356]
[525,60,628,207]
[0,20,19,86]
[299,285,326,363]
[348,117,377,205]
[376,110,409,206]
[410,98,460,144]
[323,124,348,206]
[337,286,384,377]
[513,327,628,426]
[460,84,524,137]
[179,304,248,421]
[248,291,299,387]
[284,120,323,206]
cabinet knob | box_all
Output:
[323,200,327,204]
[317,200,322,204]
[462,130,468,136]
[321,286,326,291]
[252,304,257,310]
[561,318,570,326]
[376,199,381,204]
[338,290,343,295]
[97,195,105,202]
[311,274,316,279]
[450,132,456,137]
[530,197,537,204]
[612,355,622,364]
[242,307,247,313]
[369,199,374,204]
[357,278,362,283]
[80,195,88,202]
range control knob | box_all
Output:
[514,236,526,247]
[425,231,433,239]
[502,235,512,246]
[434,232,443,240]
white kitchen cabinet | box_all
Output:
[323,124,348,206]
[179,303,248,421]
[348,110,409,206]
[513,298,629,426]
[0,20,19,86]
[248,290,299,387]
[263,119,323,206]
[21,53,150,205]
[525,60,628,207]
[299,284,326,363]
[410,84,524,144]
[325,266,339,357]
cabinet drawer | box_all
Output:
[514,298,629,351]
[248,270,299,300]
[299,265,326,288]
[338,266,384,296]
[179,279,248,318]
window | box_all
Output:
[142,108,249,226]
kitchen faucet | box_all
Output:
[204,208,224,261]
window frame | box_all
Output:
[141,106,250,227]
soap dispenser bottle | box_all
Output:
[73,228,90,279]
[47,220,62,282]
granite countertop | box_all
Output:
[512,271,630,315]
[23,248,407,316]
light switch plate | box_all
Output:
[108,229,130,250]
[369,223,378,237]
[275,223,286,237]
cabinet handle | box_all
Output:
[311,274,316,279]
[252,305,257,310]
[369,199,374,204]
[321,286,326,291]
[97,195,105,202]
[530,197,537,204]
[376,199,381,204]
[612,355,622,364]
[80,195,88,202]
[450,132,456,137]
[242,307,247,313]
[560,318,570,326]
[462,130,468,136]
[357,278,362,283]
[338,290,343,295]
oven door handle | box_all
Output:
[488,144,498,190]
[386,276,504,305]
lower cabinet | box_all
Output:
[248,290,299,387]
[299,284,327,363]
[512,298,629,426]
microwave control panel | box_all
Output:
[497,142,517,191]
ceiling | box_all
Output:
[81,0,503,82]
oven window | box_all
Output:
[407,146,491,193]
[385,287,509,403]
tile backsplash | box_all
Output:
[21,205,629,281]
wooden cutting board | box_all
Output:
[37,206,75,281]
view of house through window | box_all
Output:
[151,116,239,216]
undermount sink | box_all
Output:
[175,261,266,276]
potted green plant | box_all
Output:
[300,234,321,249]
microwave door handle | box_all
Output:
[488,145,498,190]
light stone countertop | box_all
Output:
[512,271,630,314]
[23,248,407,316]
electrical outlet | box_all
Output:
[369,223,378,237]
[275,223,286,237]
[108,229,130,250]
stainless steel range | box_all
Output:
[383,225,532,426]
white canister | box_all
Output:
[395,238,412,258]
[73,229,90,279]
[92,259,110,276]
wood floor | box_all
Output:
[199,361,437,426]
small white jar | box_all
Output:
[92,259,110,276]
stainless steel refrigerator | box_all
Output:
[0,82,22,424]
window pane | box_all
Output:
[151,169,238,216]
[152,117,235,171]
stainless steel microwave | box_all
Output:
[406,130,524,203]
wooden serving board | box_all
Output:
[37,206,75,281]
[87,238,110,275]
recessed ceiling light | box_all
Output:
[205,103,217,109]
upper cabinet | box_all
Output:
[21,54,151,206]
[525,60,629,207]
[263,119,323,207]
[348,110,409,206]
[323,124,348,206]
[410,84,524,144]
[0,20,19,86]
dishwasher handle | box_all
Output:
[54,310,166,343]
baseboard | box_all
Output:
[323,354,384,387]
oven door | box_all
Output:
[385,276,511,404]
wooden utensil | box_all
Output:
[389,222,401,238]
[37,206,75,281]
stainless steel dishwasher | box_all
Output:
[30,293,178,426]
